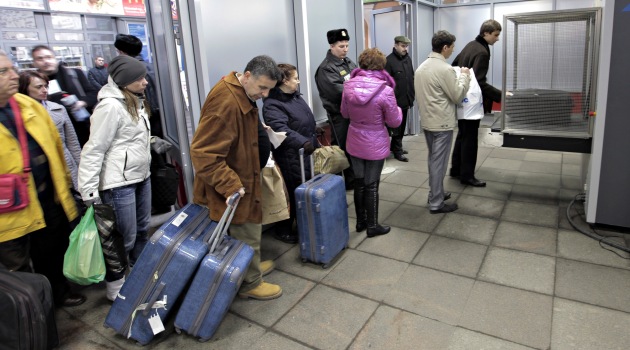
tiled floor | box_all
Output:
[55,128,630,349]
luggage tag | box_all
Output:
[148,312,165,335]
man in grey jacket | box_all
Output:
[415,30,470,214]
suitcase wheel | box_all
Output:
[322,263,329,269]
[301,258,308,263]
[175,327,181,334]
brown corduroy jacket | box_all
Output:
[191,72,262,224]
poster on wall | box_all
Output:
[48,0,145,17]
[3,0,45,9]
[127,22,150,63]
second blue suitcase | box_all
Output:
[103,203,215,345]
[174,235,253,341]
[296,150,349,268]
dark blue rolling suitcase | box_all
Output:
[174,195,253,341]
[103,203,219,345]
[296,149,349,268]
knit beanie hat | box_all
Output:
[114,34,143,57]
[108,55,147,87]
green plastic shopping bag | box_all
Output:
[63,206,106,285]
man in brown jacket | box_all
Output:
[190,55,283,300]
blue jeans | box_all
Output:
[101,178,151,267]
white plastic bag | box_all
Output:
[454,67,484,120]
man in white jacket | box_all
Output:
[415,30,470,214]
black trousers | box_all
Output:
[450,119,481,181]
[0,213,72,305]
[390,108,408,155]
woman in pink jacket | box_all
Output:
[341,48,402,238]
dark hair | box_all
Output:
[431,30,456,53]
[358,48,386,70]
[18,70,48,96]
[277,63,297,87]
[244,55,282,82]
[479,19,502,36]
[31,45,53,57]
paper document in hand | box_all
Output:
[266,129,287,148]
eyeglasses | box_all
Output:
[0,67,19,76]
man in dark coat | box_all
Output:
[32,45,98,147]
[315,28,357,189]
[87,56,108,91]
[450,19,503,187]
[385,35,415,162]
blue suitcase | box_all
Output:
[103,203,218,345]
[174,238,253,341]
[296,149,349,268]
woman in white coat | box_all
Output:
[78,55,157,301]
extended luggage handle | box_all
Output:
[207,192,241,253]
[299,148,315,184]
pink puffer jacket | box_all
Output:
[341,69,402,160]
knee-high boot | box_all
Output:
[354,178,367,232]
[366,181,390,237]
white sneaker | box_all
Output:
[106,276,125,301]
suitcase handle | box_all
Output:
[299,148,315,184]
[207,192,241,253]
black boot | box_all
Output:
[366,181,390,238]
[273,219,298,244]
[354,178,367,232]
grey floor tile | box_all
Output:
[414,235,487,278]
[383,169,429,187]
[357,226,428,262]
[447,328,534,350]
[459,281,552,350]
[524,151,562,163]
[274,284,378,350]
[520,161,562,175]
[501,201,558,228]
[558,188,579,207]
[514,171,561,188]
[350,305,455,350]
[384,265,475,325]
[230,271,316,327]
[492,221,557,256]
[248,332,313,350]
[551,298,630,350]
[56,309,120,350]
[274,245,335,282]
[557,229,630,270]
[155,313,266,349]
[462,181,512,201]
[482,157,523,171]
[555,258,630,312]
[420,176,467,194]
[454,194,505,219]
[404,187,431,207]
[347,217,368,248]
[393,159,428,173]
[322,250,408,301]
[509,184,559,206]
[383,203,444,233]
[475,167,519,184]
[489,148,527,161]
[433,212,498,245]
[377,182,416,203]
[478,247,555,295]
[347,199,398,223]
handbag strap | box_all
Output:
[8,97,31,179]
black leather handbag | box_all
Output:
[150,152,179,212]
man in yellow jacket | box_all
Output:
[0,51,85,307]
